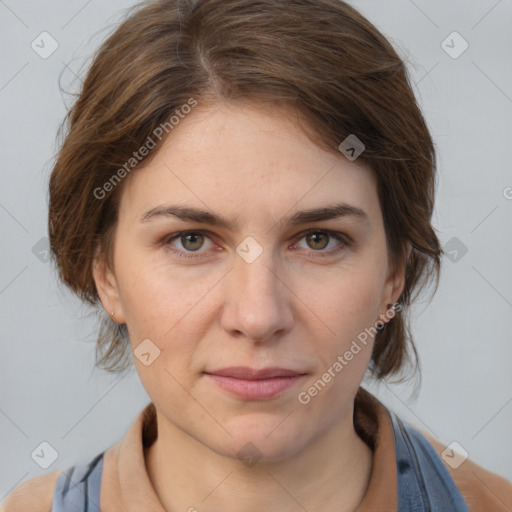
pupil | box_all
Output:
[184,234,202,251]
[310,233,327,249]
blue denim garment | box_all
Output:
[388,411,469,512]
[50,452,103,512]
[50,411,470,511]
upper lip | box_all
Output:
[204,367,306,380]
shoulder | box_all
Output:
[0,470,61,512]
[422,431,512,512]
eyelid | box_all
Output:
[294,228,352,245]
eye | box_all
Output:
[162,230,216,259]
[293,229,349,256]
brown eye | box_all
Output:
[305,232,330,250]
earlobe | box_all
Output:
[390,242,412,304]
[92,257,126,324]
[378,242,412,325]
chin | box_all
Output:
[206,416,308,463]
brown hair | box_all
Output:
[49,0,442,379]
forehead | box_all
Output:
[119,101,380,226]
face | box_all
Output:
[94,101,405,461]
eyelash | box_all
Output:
[160,229,351,260]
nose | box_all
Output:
[220,247,294,344]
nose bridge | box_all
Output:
[234,236,282,306]
[222,236,292,341]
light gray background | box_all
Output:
[1,0,511,503]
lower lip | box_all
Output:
[204,373,305,400]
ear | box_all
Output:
[377,242,412,324]
[92,254,126,324]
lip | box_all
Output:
[205,366,305,379]
[203,367,307,400]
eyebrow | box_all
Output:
[139,202,370,230]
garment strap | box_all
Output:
[388,410,470,512]
[50,451,104,512]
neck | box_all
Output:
[144,401,373,512]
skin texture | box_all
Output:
[93,101,408,512]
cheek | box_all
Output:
[115,248,214,344]
[294,271,382,411]
[300,263,384,337]
[114,256,208,392]
[296,264,386,387]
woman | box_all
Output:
[2,0,511,510]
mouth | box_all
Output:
[203,367,307,400]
